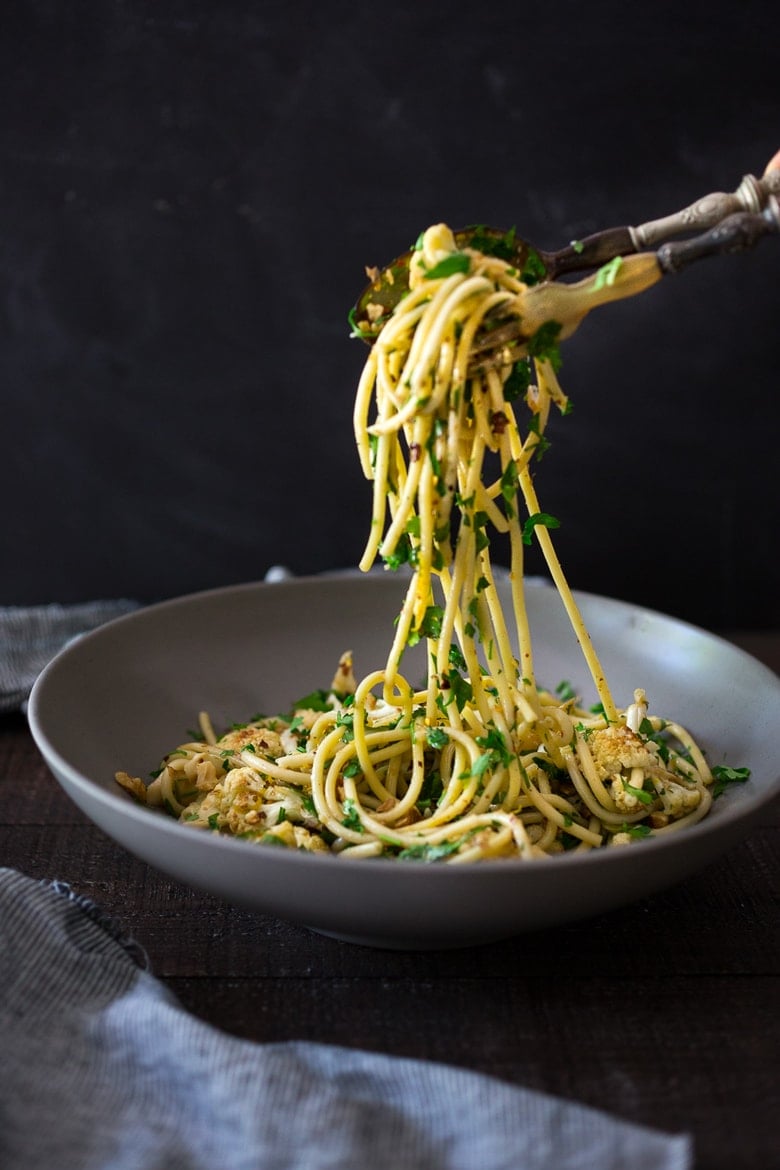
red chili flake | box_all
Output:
[490,411,509,435]
[409,442,421,462]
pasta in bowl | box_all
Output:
[28,572,780,948]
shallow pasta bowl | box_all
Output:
[28,572,780,949]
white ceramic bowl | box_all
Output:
[29,572,780,949]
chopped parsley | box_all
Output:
[519,247,547,286]
[527,320,563,371]
[622,779,654,806]
[410,604,444,645]
[521,512,561,545]
[290,689,332,713]
[499,460,519,517]
[466,225,518,261]
[426,726,450,750]
[475,726,513,768]
[423,253,471,280]
[618,822,652,839]
[473,510,490,552]
[502,358,532,402]
[397,828,480,862]
[383,532,418,571]
[527,413,551,460]
[438,668,473,713]
[593,255,623,290]
[347,305,378,340]
[448,643,467,671]
[711,765,751,798]
[341,798,364,833]
[335,710,355,742]
[555,680,577,703]
[417,768,444,812]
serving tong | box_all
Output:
[352,158,780,373]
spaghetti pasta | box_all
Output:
[117,224,747,859]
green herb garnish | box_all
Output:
[521,511,561,545]
[503,358,532,402]
[519,247,547,286]
[593,256,623,290]
[423,253,471,280]
[341,798,364,833]
[527,320,563,371]
[711,765,751,798]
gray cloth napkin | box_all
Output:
[0,867,691,1170]
[0,600,138,713]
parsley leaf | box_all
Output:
[440,669,472,712]
[593,256,623,290]
[711,765,751,798]
[423,253,471,280]
[418,605,444,639]
[290,690,332,716]
[527,320,563,371]
[336,710,355,743]
[521,512,561,545]
[467,225,518,261]
[499,460,519,517]
[383,532,418,571]
[347,305,379,340]
[341,798,364,833]
[503,358,532,402]
[622,780,654,806]
[519,247,547,286]
[618,822,652,839]
[448,643,467,671]
[426,727,450,750]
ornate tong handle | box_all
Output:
[546,166,780,277]
[657,198,780,273]
[467,163,779,376]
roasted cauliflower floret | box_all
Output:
[115,771,152,804]
[610,831,634,847]
[656,779,702,817]
[588,725,659,812]
[217,725,284,758]
[192,767,270,834]
[186,765,321,839]
[330,650,356,697]
[261,818,329,852]
[590,725,657,775]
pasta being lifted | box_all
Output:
[117,225,748,860]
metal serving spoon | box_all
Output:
[351,160,780,370]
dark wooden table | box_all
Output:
[2,631,778,1170]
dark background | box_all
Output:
[1,0,777,629]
